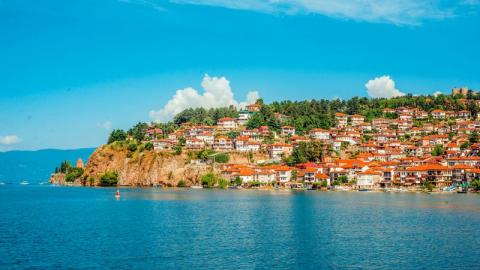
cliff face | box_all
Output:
[79,145,268,187]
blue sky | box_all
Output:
[0,0,479,150]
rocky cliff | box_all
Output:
[67,144,268,187]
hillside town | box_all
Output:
[109,87,478,192]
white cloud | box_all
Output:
[97,121,113,131]
[433,91,443,97]
[171,0,459,25]
[0,135,21,145]
[365,75,405,98]
[149,74,260,122]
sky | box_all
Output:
[0,0,479,151]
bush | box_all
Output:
[108,129,127,144]
[65,167,84,182]
[128,143,138,152]
[338,175,349,184]
[144,142,154,151]
[321,180,328,188]
[174,145,182,155]
[217,178,229,189]
[471,179,480,191]
[214,153,229,163]
[201,173,217,188]
[431,144,445,156]
[99,171,119,186]
[177,180,187,187]
[423,180,434,191]
[232,176,243,186]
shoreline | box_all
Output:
[46,183,479,194]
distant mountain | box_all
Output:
[0,148,95,184]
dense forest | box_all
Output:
[109,93,480,142]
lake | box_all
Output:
[1,185,479,269]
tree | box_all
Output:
[423,180,434,192]
[469,131,479,144]
[217,178,229,189]
[460,141,471,150]
[201,173,218,188]
[173,145,182,155]
[431,144,445,156]
[288,141,325,165]
[214,153,229,163]
[128,143,138,152]
[144,142,154,151]
[177,180,187,187]
[65,167,84,182]
[99,171,119,186]
[471,179,480,191]
[59,160,72,173]
[338,175,349,184]
[108,129,127,144]
[128,122,148,141]
[233,176,243,186]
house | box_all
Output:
[145,128,163,140]
[456,110,471,119]
[309,128,330,140]
[281,126,296,136]
[335,112,348,127]
[267,143,293,159]
[356,170,382,189]
[246,103,261,112]
[186,137,205,149]
[214,136,234,151]
[237,110,251,125]
[431,109,446,119]
[152,139,170,151]
[258,126,270,136]
[217,117,237,130]
[350,114,364,126]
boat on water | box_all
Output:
[190,185,203,189]
[19,180,29,185]
[358,188,372,192]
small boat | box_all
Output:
[359,188,372,192]
[19,180,29,185]
[115,189,121,199]
[190,185,203,189]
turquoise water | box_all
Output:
[1,186,479,269]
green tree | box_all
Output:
[177,180,187,187]
[128,143,138,152]
[65,167,84,182]
[423,180,434,192]
[338,175,349,184]
[217,178,229,189]
[233,176,243,186]
[471,179,480,191]
[59,160,72,173]
[108,129,127,144]
[201,173,218,188]
[144,142,154,151]
[214,153,230,163]
[469,131,479,144]
[128,122,149,141]
[431,144,445,156]
[460,141,471,150]
[99,171,119,186]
